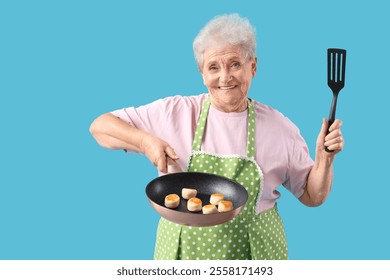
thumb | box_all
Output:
[165,145,179,161]
[317,118,328,146]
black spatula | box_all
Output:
[326,48,346,152]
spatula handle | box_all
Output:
[325,94,338,152]
[325,119,334,152]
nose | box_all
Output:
[220,68,232,84]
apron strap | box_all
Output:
[246,100,256,159]
[191,97,256,159]
[191,98,211,151]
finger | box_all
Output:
[156,156,168,173]
[325,128,342,142]
[324,135,343,147]
[316,118,328,146]
[326,141,344,151]
[165,145,179,160]
[328,119,343,132]
[320,118,328,137]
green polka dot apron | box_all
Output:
[154,98,288,260]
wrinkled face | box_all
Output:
[200,45,257,113]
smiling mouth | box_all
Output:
[218,85,237,90]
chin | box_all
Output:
[211,92,247,112]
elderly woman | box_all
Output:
[90,14,344,260]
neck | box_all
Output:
[209,98,248,113]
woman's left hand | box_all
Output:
[317,118,344,156]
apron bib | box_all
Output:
[154,98,288,260]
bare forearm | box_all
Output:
[299,118,344,207]
[300,156,334,206]
[89,113,147,152]
[89,113,179,173]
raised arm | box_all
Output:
[299,118,344,207]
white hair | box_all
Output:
[193,13,257,68]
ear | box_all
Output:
[251,57,258,77]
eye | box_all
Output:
[209,64,218,71]
[231,61,241,69]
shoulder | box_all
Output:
[150,94,207,107]
[135,94,209,127]
[250,99,300,137]
[144,94,207,114]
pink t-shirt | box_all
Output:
[111,94,314,213]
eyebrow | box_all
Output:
[205,56,242,67]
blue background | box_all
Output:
[1,0,389,260]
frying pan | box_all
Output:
[145,172,248,227]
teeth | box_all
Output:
[219,85,236,90]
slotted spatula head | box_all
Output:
[328,48,346,94]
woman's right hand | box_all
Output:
[140,134,179,174]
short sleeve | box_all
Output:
[283,132,314,198]
[110,98,170,137]
[108,94,206,157]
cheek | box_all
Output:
[203,74,218,87]
[238,73,252,94]
[240,83,248,95]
